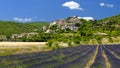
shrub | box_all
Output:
[47,40,54,47]
[67,40,72,46]
[108,37,113,43]
[52,42,60,50]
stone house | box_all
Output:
[12,32,39,39]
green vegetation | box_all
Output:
[0,21,49,35]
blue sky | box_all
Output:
[0,0,119,22]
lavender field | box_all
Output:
[0,45,120,68]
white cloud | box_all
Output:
[78,17,94,21]
[106,4,114,8]
[14,18,32,22]
[62,1,84,11]
[100,3,114,8]
[100,3,105,7]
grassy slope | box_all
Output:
[0,21,49,35]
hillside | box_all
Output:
[99,14,120,24]
[44,14,120,46]
[0,14,120,45]
[0,21,49,35]
[45,14,120,34]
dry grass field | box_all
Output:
[0,42,48,56]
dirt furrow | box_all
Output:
[101,46,111,68]
[84,46,98,68]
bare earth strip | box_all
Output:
[101,46,111,68]
[0,42,46,46]
[84,46,99,68]
[0,42,46,48]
